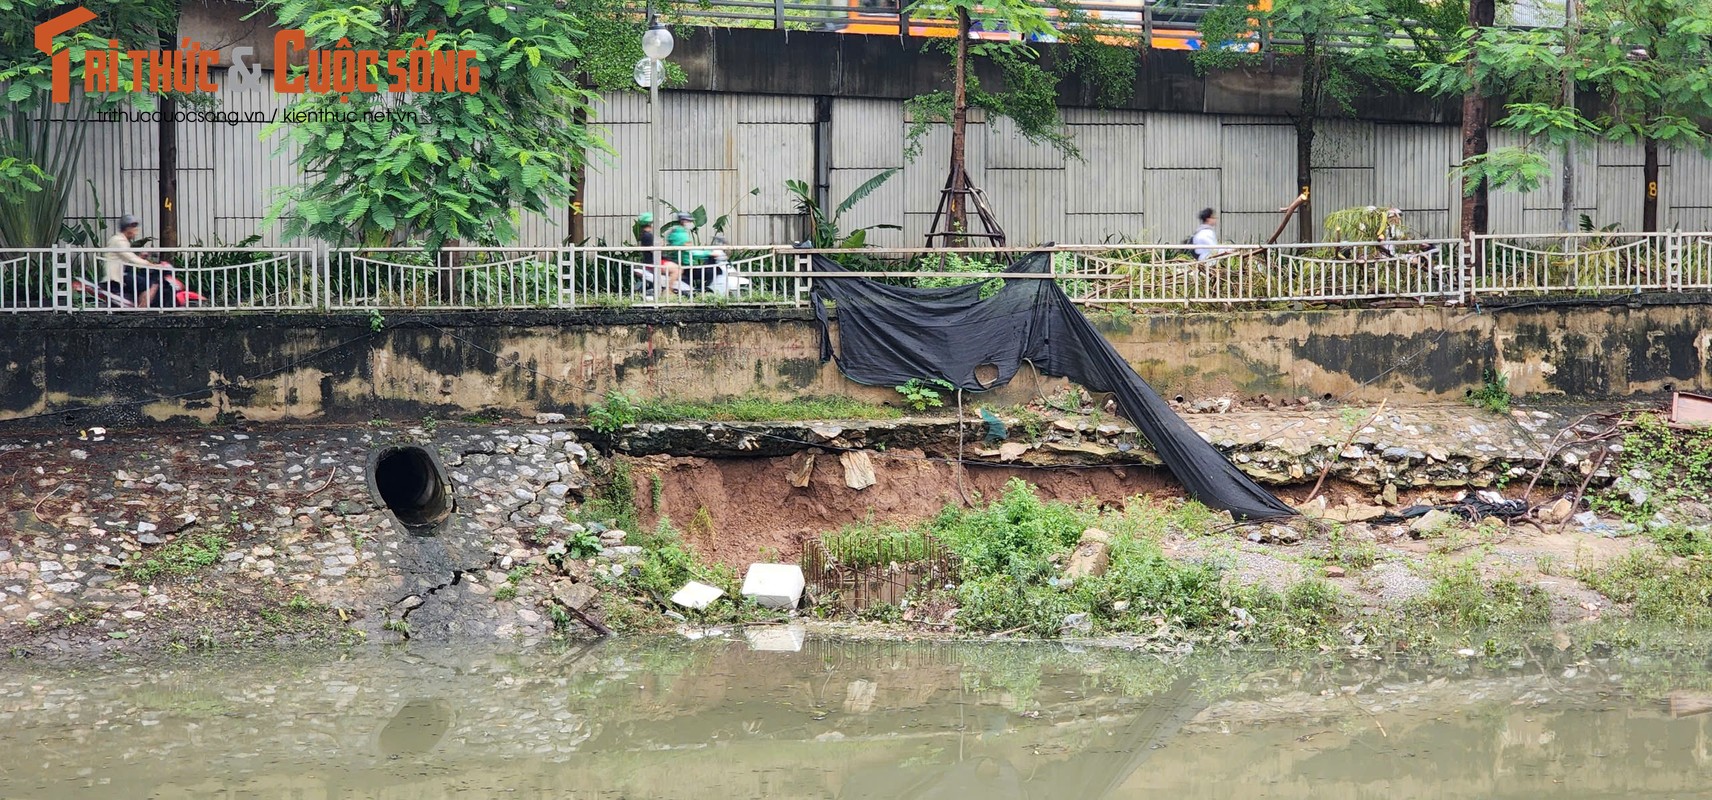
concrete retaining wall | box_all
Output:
[2,300,1705,428]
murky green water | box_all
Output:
[5,633,1712,799]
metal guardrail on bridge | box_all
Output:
[3,234,1709,314]
[639,0,1455,51]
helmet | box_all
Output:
[635,212,653,225]
[675,212,694,223]
[118,214,140,229]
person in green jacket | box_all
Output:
[654,212,698,298]
[663,212,696,249]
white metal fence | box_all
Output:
[6,233,1712,313]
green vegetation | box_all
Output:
[895,378,954,412]
[1580,551,1712,627]
[566,527,604,559]
[797,480,1575,652]
[1005,405,1047,442]
[1321,527,1380,571]
[1466,368,1512,414]
[873,481,1348,645]
[577,457,639,534]
[587,390,642,433]
[582,513,789,633]
[1195,0,1461,239]
[0,1,176,249]
[639,395,902,422]
[821,522,937,569]
[262,0,600,250]
[124,532,231,582]
[1594,413,1712,523]
[785,170,901,249]
[1420,0,1712,229]
[584,390,903,430]
[1411,558,1549,631]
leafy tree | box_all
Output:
[262,0,603,250]
[1196,0,1458,240]
[1423,0,1712,232]
[1414,0,1497,236]
[904,0,1139,244]
[0,0,178,247]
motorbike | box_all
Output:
[633,243,753,299]
[70,258,207,308]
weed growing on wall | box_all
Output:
[576,457,638,534]
[1466,369,1512,414]
[1595,413,1712,522]
[587,390,641,433]
[896,378,954,412]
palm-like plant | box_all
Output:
[785,169,901,249]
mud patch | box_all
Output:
[627,450,1182,568]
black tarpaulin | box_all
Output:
[810,252,1296,521]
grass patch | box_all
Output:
[900,480,1358,645]
[123,532,230,582]
[582,389,902,430]
[638,395,901,422]
[1412,558,1549,632]
[1322,527,1379,570]
[1580,551,1712,626]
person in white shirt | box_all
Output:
[103,214,169,307]
[1190,208,1225,260]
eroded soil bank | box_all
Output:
[0,401,1697,659]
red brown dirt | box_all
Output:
[626,450,1183,568]
[623,450,1567,570]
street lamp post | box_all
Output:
[641,11,675,258]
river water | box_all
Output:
[4,633,1710,799]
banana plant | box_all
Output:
[785,169,902,249]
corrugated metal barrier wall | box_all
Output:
[56,81,1712,249]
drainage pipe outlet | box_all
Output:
[367,445,454,533]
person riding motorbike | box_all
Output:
[654,212,699,297]
[103,214,174,308]
[634,212,658,267]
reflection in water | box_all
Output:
[377,698,455,756]
[2,637,1711,798]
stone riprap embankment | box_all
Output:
[0,403,1641,655]
[0,425,620,656]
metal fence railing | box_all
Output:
[0,250,58,311]
[1473,232,1676,296]
[8,232,1712,314]
[325,247,566,310]
[1057,240,1462,305]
